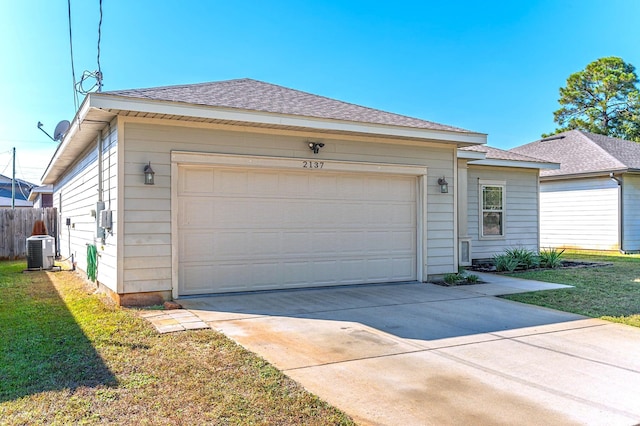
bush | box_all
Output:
[466,274,480,283]
[539,248,565,268]
[444,273,460,285]
[493,253,519,272]
[504,247,540,270]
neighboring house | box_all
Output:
[511,130,640,252]
[28,185,54,208]
[0,174,34,208]
[41,78,551,305]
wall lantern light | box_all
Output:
[308,142,325,154]
[437,176,449,193]
[143,162,155,185]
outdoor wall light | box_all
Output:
[143,162,155,185]
[308,142,325,154]
[437,176,449,193]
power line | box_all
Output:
[67,0,79,111]
[97,0,103,92]
[74,0,104,95]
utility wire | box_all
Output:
[68,0,79,111]
[75,0,104,95]
[97,0,103,91]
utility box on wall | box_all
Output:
[26,235,55,270]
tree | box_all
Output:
[546,57,640,141]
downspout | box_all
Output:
[609,173,624,253]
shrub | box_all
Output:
[493,253,519,272]
[539,248,565,269]
[504,247,540,270]
[465,274,480,283]
[444,273,460,285]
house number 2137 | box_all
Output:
[302,161,324,169]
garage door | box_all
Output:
[177,165,418,295]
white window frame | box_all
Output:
[479,179,506,239]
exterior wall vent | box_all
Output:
[459,238,472,266]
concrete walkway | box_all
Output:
[143,274,640,425]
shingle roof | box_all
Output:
[510,130,640,177]
[460,145,550,163]
[103,78,476,134]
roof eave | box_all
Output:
[41,95,116,185]
[457,150,486,160]
[540,168,630,181]
[468,159,560,169]
[91,94,488,146]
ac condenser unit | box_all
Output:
[26,235,55,270]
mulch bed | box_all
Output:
[468,260,612,274]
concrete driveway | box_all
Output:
[179,273,640,425]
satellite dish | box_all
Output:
[53,120,71,141]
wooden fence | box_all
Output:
[0,208,58,259]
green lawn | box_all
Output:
[0,261,354,425]
[502,251,640,328]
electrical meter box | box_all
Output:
[99,209,112,230]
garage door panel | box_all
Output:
[178,166,418,295]
[393,257,416,280]
[181,168,215,194]
[366,258,391,280]
[250,232,281,255]
[390,231,416,251]
[180,198,214,227]
[214,232,249,258]
[282,261,314,285]
[279,231,308,254]
[312,260,341,284]
[250,171,280,193]
[215,170,249,194]
[180,231,216,261]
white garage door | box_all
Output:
[177,165,418,295]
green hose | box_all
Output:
[87,244,98,282]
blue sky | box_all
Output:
[1,0,639,184]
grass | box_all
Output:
[502,250,640,328]
[0,260,354,425]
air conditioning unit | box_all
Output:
[26,235,55,270]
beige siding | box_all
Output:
[540,177,619,250]
[122,119,458,293]
[468,166,539,259]
[622,174,640,251]
[54,125,118,291]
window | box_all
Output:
[479,180,505,238]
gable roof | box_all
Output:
[510,130,640,178]
[104,78,475,134]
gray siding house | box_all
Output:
[41,79,552,305]
[512,130,640,252]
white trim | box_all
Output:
[116,120,125,294]
[171,159,179,300]
[457,150,486,160]
[171,152,428,296]
[91,94,488,145]
[479,179,506,240]
[171,151,428,175]
[469,158,559,169]
[418,175,427,282]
